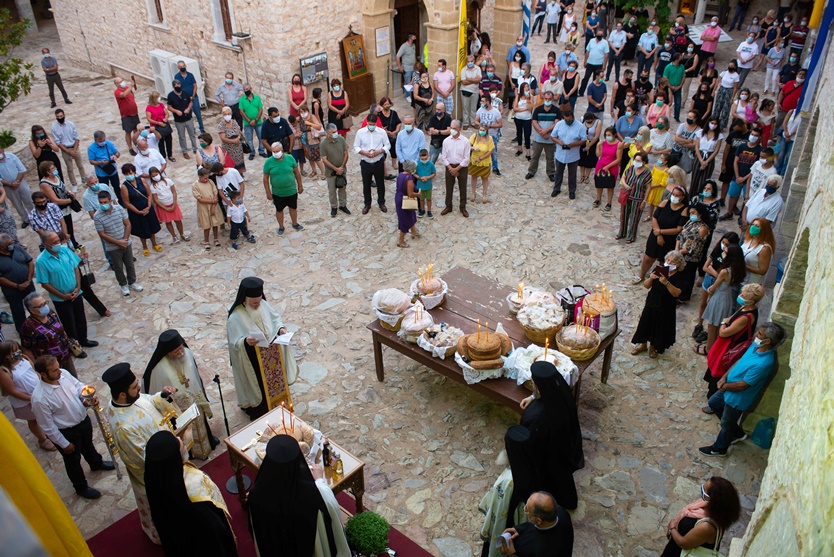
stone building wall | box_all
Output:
[728,33,834,557]
[50,0,364,113]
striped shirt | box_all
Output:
[94,205,131,251]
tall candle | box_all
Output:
[485,322,489,342]
[281,402,287,429]
[518,282,524,299]
[477,319,481,341]
[544,338,549,359]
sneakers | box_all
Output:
[698,446,727,457]
[0,311,13,325]
[247,234,256,243]
[121,285,130,296]
[427,211,434,219]
[278,227,285,236]
[331,208,338,217]
[292,223,304,231]
[731,433,748,445]
[418,210,425,218]
[130,283,144,292]
[718,213,733,221]
[232,241,239,250]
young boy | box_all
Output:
[287,114,307,176]
[415,148,436,218]
[226,190,256,250]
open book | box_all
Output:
[174,403,200,436]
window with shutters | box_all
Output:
[146,0,166,26]
[210,0,235,43]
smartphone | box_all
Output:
[144,125,150,130]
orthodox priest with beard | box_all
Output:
[143,329,219,459]
[103,362,180,544]
[226,277,298,419]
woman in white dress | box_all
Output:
[560,8,577,43]
[741,217,775,285]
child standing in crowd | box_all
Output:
[192,168,223,250]
[225,191,255,250]
[148,166,189,244]
[415,149,436,219]
[287,115,307,177]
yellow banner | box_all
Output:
[458,0,468,77]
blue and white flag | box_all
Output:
[522,0,532,46]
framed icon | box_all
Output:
[342,35,368,79]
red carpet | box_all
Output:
[86,452,432,557]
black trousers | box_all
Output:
[57,416,103,491]
[360,159,386,207]
[64,213,80,249]
[80,274,107,316]
[578,63,603,96]
[53,295,89,343]
[97,173,120,190]
[2,283,35,333]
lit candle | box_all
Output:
[544,338,549,360]
[289,402,294,430]
[477,319,481,341]
[281,402,287,429]
[595,284,599,295]
[518,282,524,299]
[486,322,489,342]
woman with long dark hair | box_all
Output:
[29,125,63,181]
[662,477,741,556]
[690,117,723,197]
[631,250,685,358]
[701,244,747,351]
[144,431,237,557]
[675,202,711,301]
[692,231,740,343]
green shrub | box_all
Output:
[0,130,15,149]
[345,511,390,555]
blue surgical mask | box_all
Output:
[486,72,494,78]
[52,169,60,177]
[404,124,413,132]
[234,199,243,205]
[100,203,111,211]
[367,125,376,132]
[39,305,50,316]
[625,111,633,118]
[91,184,101,192]
[332,85,341,92]
[225,78,233,84]
[331,132,339,139]
[737,295,747,306]
[96,141,106,147]
[467,62,474,68]
[690,214,699,222]
[125,174,135,181]
[140,130,149,138]
[544,100,553,106]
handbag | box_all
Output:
[220,148,236,169]
[681,518,724,557]
[617,187,629,205]
[340,114,354,128]
[69,338,85,358]
[334,174,347,189]
[401,197,419,210]
[241,141,251,154]
[69,198,82,213]
[156,122,173,136]
[707,312,754,378]
[594,172,616,189]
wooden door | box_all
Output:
[393,0,420,57]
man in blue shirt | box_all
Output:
[549,109,586,199]
[86,130,121,189]
[578,32,609,96]
[395,115,426,169]
[636,28,659,81]
[174,61,204,132]
[556,44,579,75]
[506,34,532,71]
[700,323,785,457]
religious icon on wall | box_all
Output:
[342,35,368,79]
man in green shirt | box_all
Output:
[262,142,304,236]
[663,53,686,123]
[239,84,266,160]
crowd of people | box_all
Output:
[0,1,813,555]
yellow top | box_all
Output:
[469,134,495,167]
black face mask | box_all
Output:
[179,67,186,73]
[173,86,181,92]
[729,67,737,72]
[245,91,253,96]
[640,76,649,81]
[56,117,65,124]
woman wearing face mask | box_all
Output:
[298,104,326,181]
[120,163,162,256]
[148,166,189,245]
[562,63,581,110]
[584,7,600,48]
[37,161,80,247]
[615,103,646,172]
[468,124,494,203]
[755,99,776,146]
[621,15,639,63]
[675,203,711,301]
[779,14,793,48]
[680,42,700,98]
[29,125,63,182]
[741,217,775,284]
[631,249,685,358]
[637,184,688,283]
[623,125,651,173]
[616,150,652,243]
[690,117,723,197]
[287,73,307,118]
[0,341,55,451]
[700,283,763,400]
[711,63,740,130]
[218,106,245,175]
[578,112,601,184]
[413,72,436,132]
[698,57,718,91]
[327,78,351,137]
[701,244,747,351]
[731,88,751,123]
[693,230,740,342]
[145,91,175,162]
[690,83,714,126]
[566,22,582,47]
[394,160,421,248]
[648,116,674,166]
[593,126,621,210]
[539,51,559,85]
[755,10,781,73]
[646,94,670,128]
[0,185,19,246]
[670,110,700,173]
[513,83,534,159]
[661,477,741,556]
[559,8,577,44]
[645,152,670,219]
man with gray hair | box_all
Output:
[215,71,244,128]
[459,55,482,129]
[319,123,350,218]
[395,115,426,170]
[86,130,121,189]
[0,234,35,332]
[167,78,198,159]
[700,322,786,457]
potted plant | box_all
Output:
[345,510,390,557]
[0,130,16,149]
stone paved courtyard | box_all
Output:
[0,21,775,556]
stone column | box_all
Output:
[492,0,524,79]
[361,2,396,103]
[16,0,37,31]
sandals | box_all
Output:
[701,405,715,414]
[204,242,211,251]
[632,276,644,284]
[411,231,422,238]
[181,235,191,242]
[172,237,181,245]
[153,244,163,253]
[214,240,221,247]
[631,344,647,355]
[593,200,601,208]
[693,343,708,356]
[515,150,523,157]
[142,248,151,257]
[649,347,658,358]
[397,241,409,248]
[604,203,612,211]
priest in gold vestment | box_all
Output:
[103,362,179,545]
[226,277,299,419]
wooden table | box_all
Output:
[225,405,365,513]
[367,267,619,412]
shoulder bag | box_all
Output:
[594,171,616,189]
[99,143,117,175]
[334,174,348,189]
[681,518,724,557]
[707,312,754,378]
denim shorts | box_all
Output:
[702,273,716,291]
[728,180,745,198]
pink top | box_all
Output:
[145,103,166,124]
[699,26,721,54]
[540,62,557,83]
[596,140,621,177]
[647,104,669,127]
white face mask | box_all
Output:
[490,92,497,98]
[740,94,748,100]
[300,112,308,118]
[450,129,459,137]
[709,123,718,130]
[273,152,283,159]
[272,116,281,123]
[223,115,232,122]
[753,337,764,347]
[120,80,128,88]
[633,160,643,168]
[665,262,675,268]
[139,149,149,156]
[670,195,681,204]
[710,21,718,26]
[151,175,161,182]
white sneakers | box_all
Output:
[121,283,144,296]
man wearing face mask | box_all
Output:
[86,130,121,190]
[606,22,627,81]
[239,84,266,160]
[0,233,35,332]
[720,127,762,222]
[526,91,561,181]
[50,109,85,191]
[578,31,609,97]
[549,109,586,199]
[260,107,293,155]
[396,33,418,102]
[778,52,801,87]
[320,124,350,217]
[114,76,140,155]
[174,60,204,133]
[81,175,116,268]
[34,231,98,349]
[214,71,244,128]
[427,103,452,163]
[653,39,675,88]
[433,59,456,116]
[459,56,482,129]
[635,26,659,81]
[0,146,34,226]
[133,138,167,183]
[131,122,161,153]
[353,114,391,214]
[506,34,531,71]
[735,32,760,89]
[743,174,783,228]
[700,322,786,457]
[41,48,72,108]
[545,0,561,43]
[94,190,142,296]
[556,44,578,75]
[166,79,198,160]
[663,53,686,122]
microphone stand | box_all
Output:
[213,374,250,494]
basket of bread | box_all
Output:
[516,291,566,345]
[418,322,465,359]
[555,316,601,361]
[398,303,434,343]
[410,264,447,310]
[455,322,512,384]
[372,288,414,332]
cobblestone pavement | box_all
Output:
[0,21,772,556]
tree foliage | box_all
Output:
[613,0,673,39]
[0,8,33,115]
